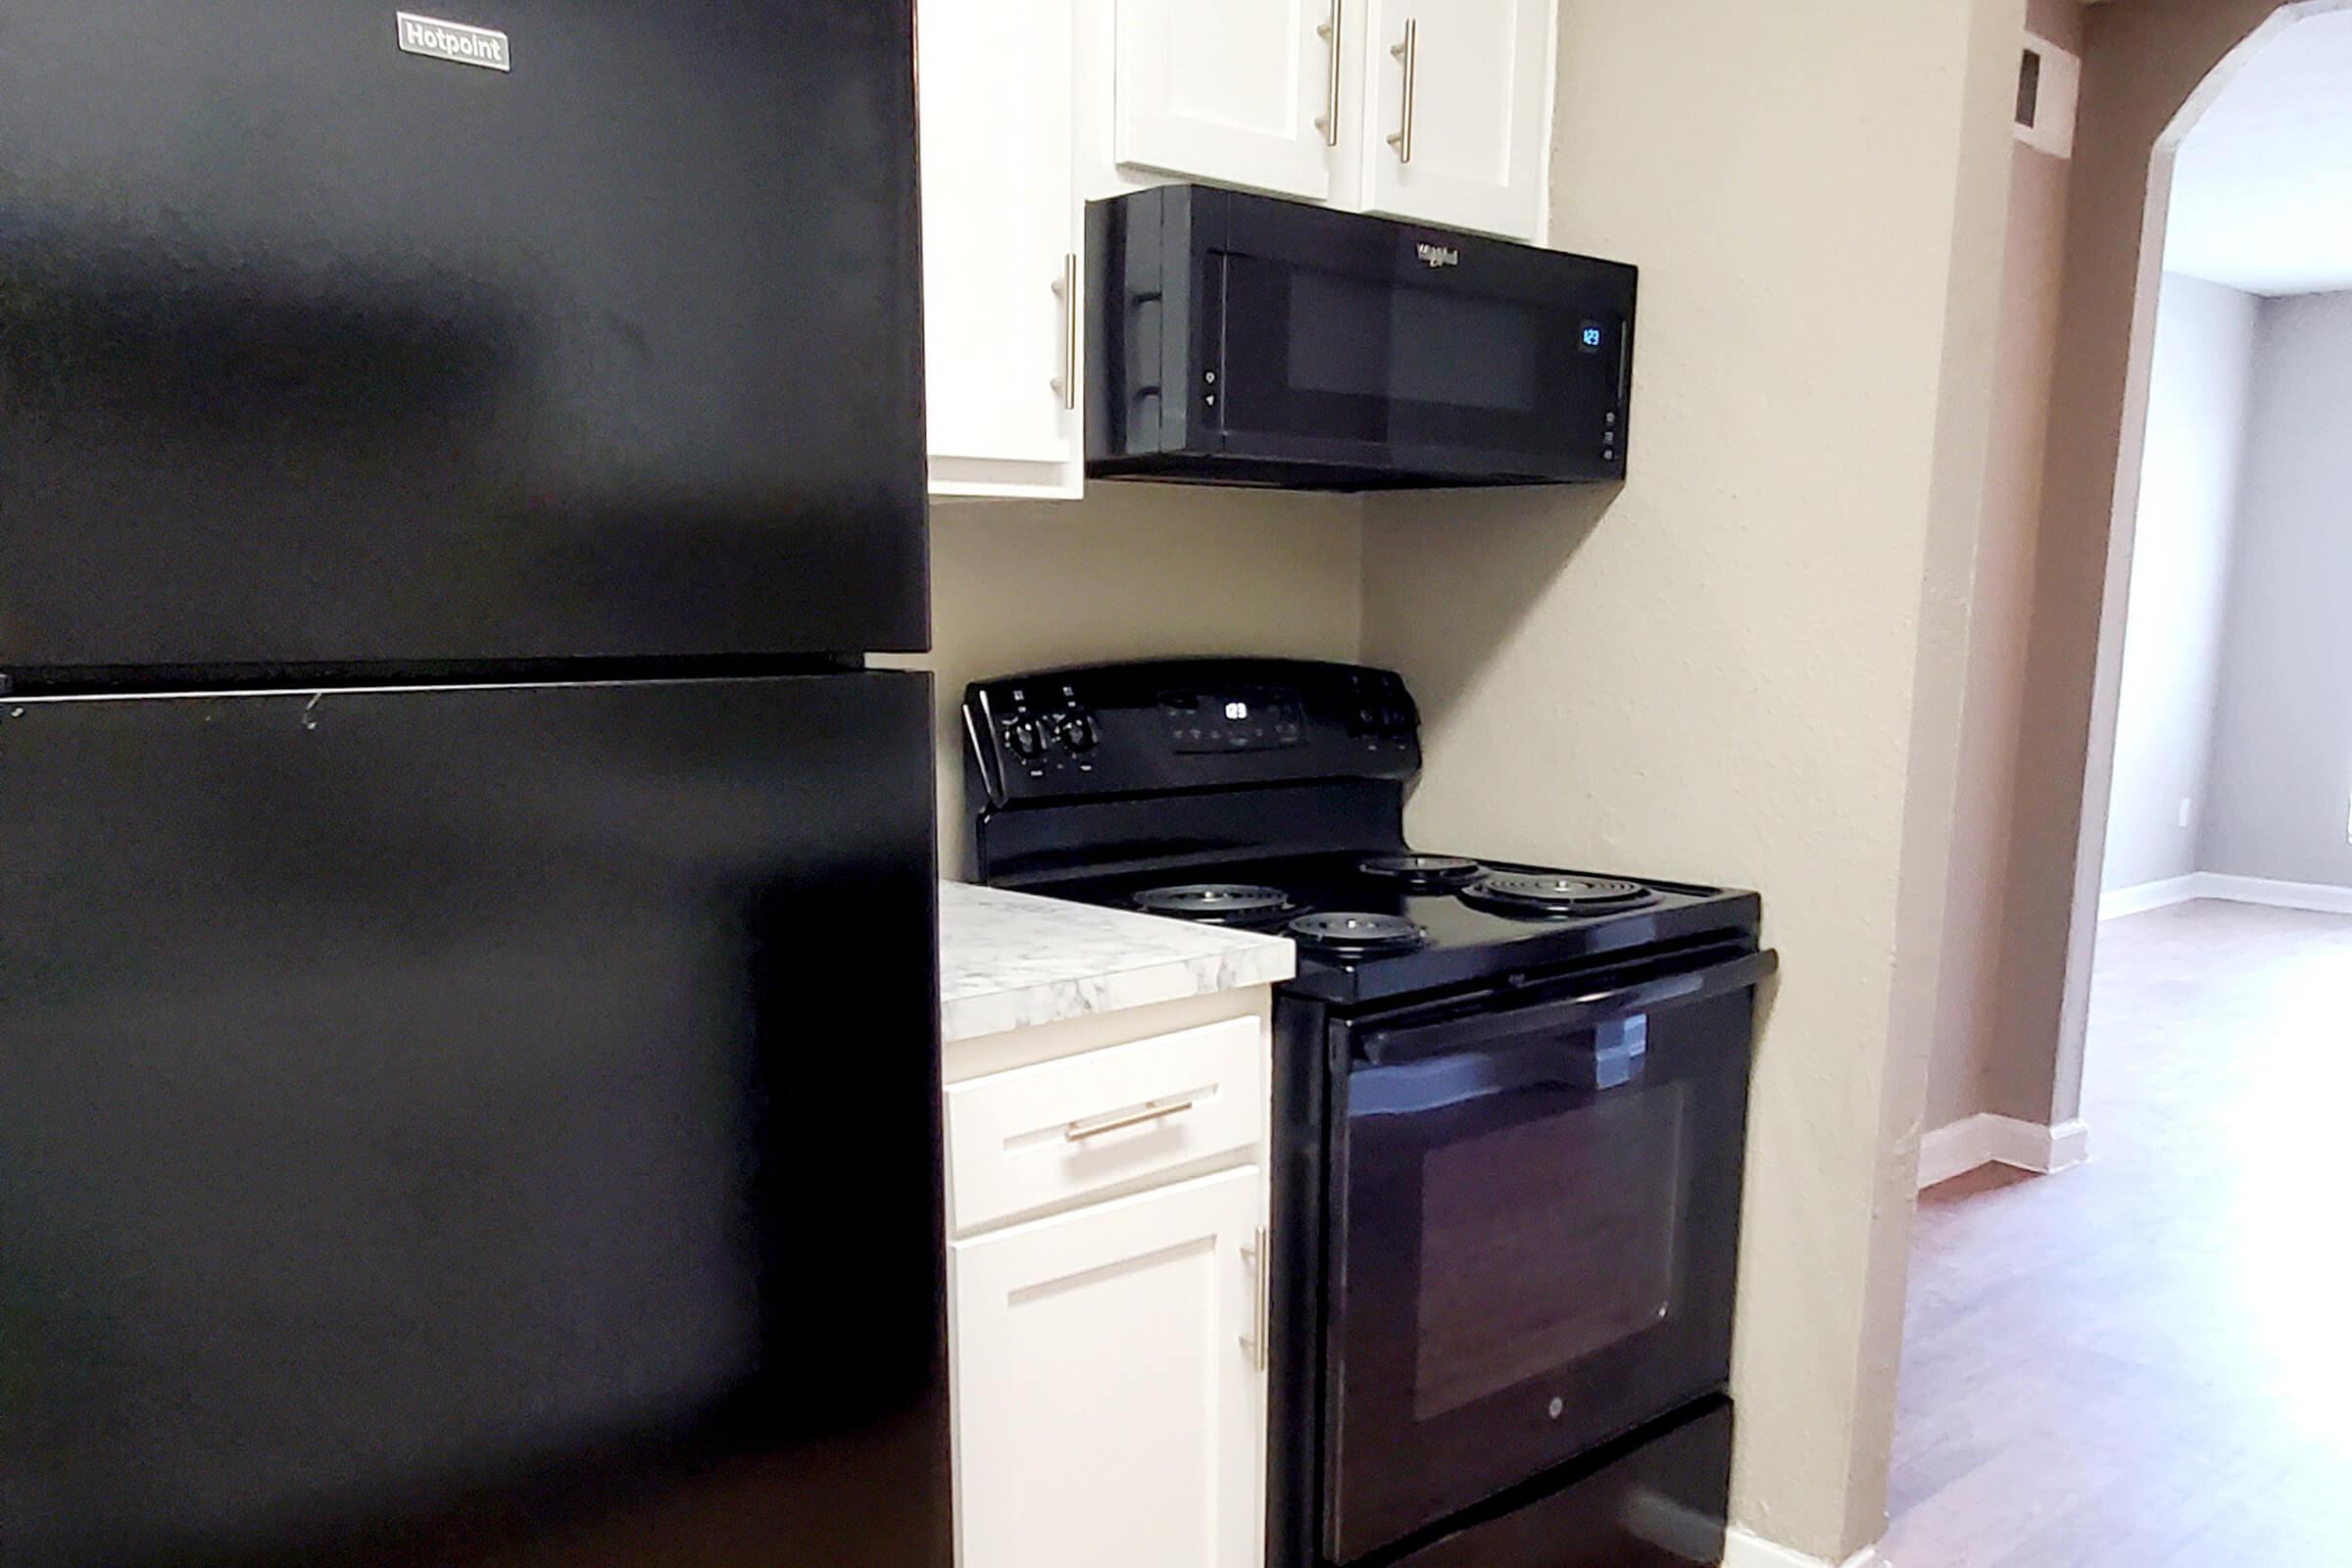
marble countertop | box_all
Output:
[939,881,1296,1045]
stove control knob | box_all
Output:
[1059,712,1100,752]
[1007,718,1045,760]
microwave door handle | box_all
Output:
[1617,314,1637,440]
[1355,949,1780,1066]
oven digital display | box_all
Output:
[1161,691,1305,754]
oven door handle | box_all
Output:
[1356,949,1780,1067]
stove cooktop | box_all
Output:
[1022,851,1764,1006]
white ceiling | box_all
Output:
[2166,9,2352,298]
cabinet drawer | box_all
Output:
[945,1015,1265,1234]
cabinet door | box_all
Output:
[919,0,1085,499]
[1114,0,1339,202]
[951,1167,1267,1568]
[1357,0,1552,239]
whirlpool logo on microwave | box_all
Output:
[1415,242,1461,270]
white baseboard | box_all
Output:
[2196,873,2352,915]
[2098,873,2200,920]
[1917,1112,2090,1191]
[2101,870,2352,920]
[1724,1527,1882,1568]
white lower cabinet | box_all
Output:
[944,990,1276,1568]
[950,1165,1267,1568]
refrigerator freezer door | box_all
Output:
[0,0,927,675]
[0,673,948,1568]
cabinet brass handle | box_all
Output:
[1054,253,1079,412]
[1387,19,1417,165]
[1062,1093,1199,1143]
[1315,0,1344,147]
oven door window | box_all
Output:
[1414,1050,1687,1419]
[1324,989,1753,1565]
[1217,255,1616,466]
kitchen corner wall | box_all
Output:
[903,485,1362,874]
[1360,2,2021,1560]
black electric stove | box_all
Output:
[966,659,1766,1568]
[1031,851,1760,1006]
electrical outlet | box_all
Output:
[2179,798,2194,830]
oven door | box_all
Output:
[1321,946,1772,1564]
[1210,202,1633,484]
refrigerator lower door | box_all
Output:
[0,673,947,1568]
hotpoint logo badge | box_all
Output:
[397,12,512,72]
[1415,242,1461,270]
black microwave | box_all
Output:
[1086,184,1636,491]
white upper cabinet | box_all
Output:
[1356,0,1553,239]
[918,0,1085,499]
[916,0,1561,504]
[1101,0,1556,243]
[1113,0,1341,203]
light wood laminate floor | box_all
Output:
[1882,899,2352,1568]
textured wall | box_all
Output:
[903,485,1362,874]
[2203,289,2352,887]
[1359,2,2022,1557]
[2101,273,2260,895]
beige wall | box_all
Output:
[1926,0,2083,1132]
[2028,0,2081,42]
[1987,0,2284,1133]
[1360,2,2022,1558]
[903,486,1362,873]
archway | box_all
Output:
[1886,5,2352,1562]
[2051,0,2352,1146]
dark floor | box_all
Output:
[1881,899,2352,1568]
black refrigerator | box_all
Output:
[0,6,948,1567]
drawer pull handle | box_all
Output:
[1064,1094,1200,1143]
